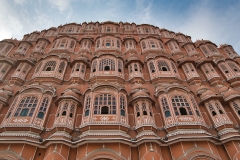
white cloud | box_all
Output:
[178,0,240,53]
[131,0,153,24]
[14,0,27,5]
[0,0,24,40]
[47,0,74,12]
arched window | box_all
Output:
[190,98,201,117]
[232,101,240,116]
[141,41,146,49]
[85,96,91,116]
[61,103,68,116]
[142,103,148,115]
[120,96,125,116]
[208,104,217,116]
[171,62,177,74]
[43,61,56,71]
[6,97,19,118]
[81,65,85,74]
[171,95,192,116]
[157,60,170,71]
[118,60,122,72]
[14,96,38,117]
[149,62,156,73]
[215,102,224,114]
[94,94,116,114]
[134,64,138,71]
[129,65,133,73]
[219,63,230,74]
[161,98,171,117]
[99,59,115,71]
[58,61,66,73]
[92,60,97,72]
[136,104,140,117]
[200,46,209,56]
[207,44,217,53]
[228,62,240,72]
[69,104,75,118]
[37,97,49,119]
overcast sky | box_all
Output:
[0,0,240,53]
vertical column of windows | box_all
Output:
[120,96,125,116]
[161,97,171,117]
[0,63,11,80]
[37,97,49,119]
[149,62,156,73]
[85,96,91,116]
[58,61,66,73]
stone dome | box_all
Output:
[62,90,79,99]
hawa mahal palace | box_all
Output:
[0,21,240,160]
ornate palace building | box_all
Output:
[0,21,240,160]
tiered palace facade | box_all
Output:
[0,21,240,160]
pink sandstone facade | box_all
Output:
[0,21,239,160]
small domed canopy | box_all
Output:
[129,89,155,104]
[196,85,208,95]
[131,83,149,94]
[56,90,81,105]
[125,55,144,67]
[199,89,220,102]
[0,91,8,100]
[64,83,81,95]
[70,55,90,67]
[177,56,197,67]
[63,90,79,99]
[223,88,240,101]
[132,90,149,98]
[0,90,9,105]
[219,86,229,95]
[2,85,13,93]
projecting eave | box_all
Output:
[155,84,191,97]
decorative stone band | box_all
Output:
[79,130,131,139]
[166,129,211,138]
[0,131,41,139]
[80,122,130,128]
[217,128,239,137]
[164,122,208,129]
[135,130,160,139]
[1,123,44,130]
[48,131,72,139]
[134,124,158,130]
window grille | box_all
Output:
[171,95,192,116]
[136,104,140,117]
[149,62,156,73]
[200,46,209,56]
[14,96,38,117]
[157,60,170,71]
[92,60,97,72]
[118,60,122,72]
[228,62,240,72]
[69,104,75,118]
[120,96,125,116]
[43,61,56,71]
[58,61,66,73]
[191,98,201,116]
[94,94,116,114]
[99,59,115,71]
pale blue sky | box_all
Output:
[0,0,240,53]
